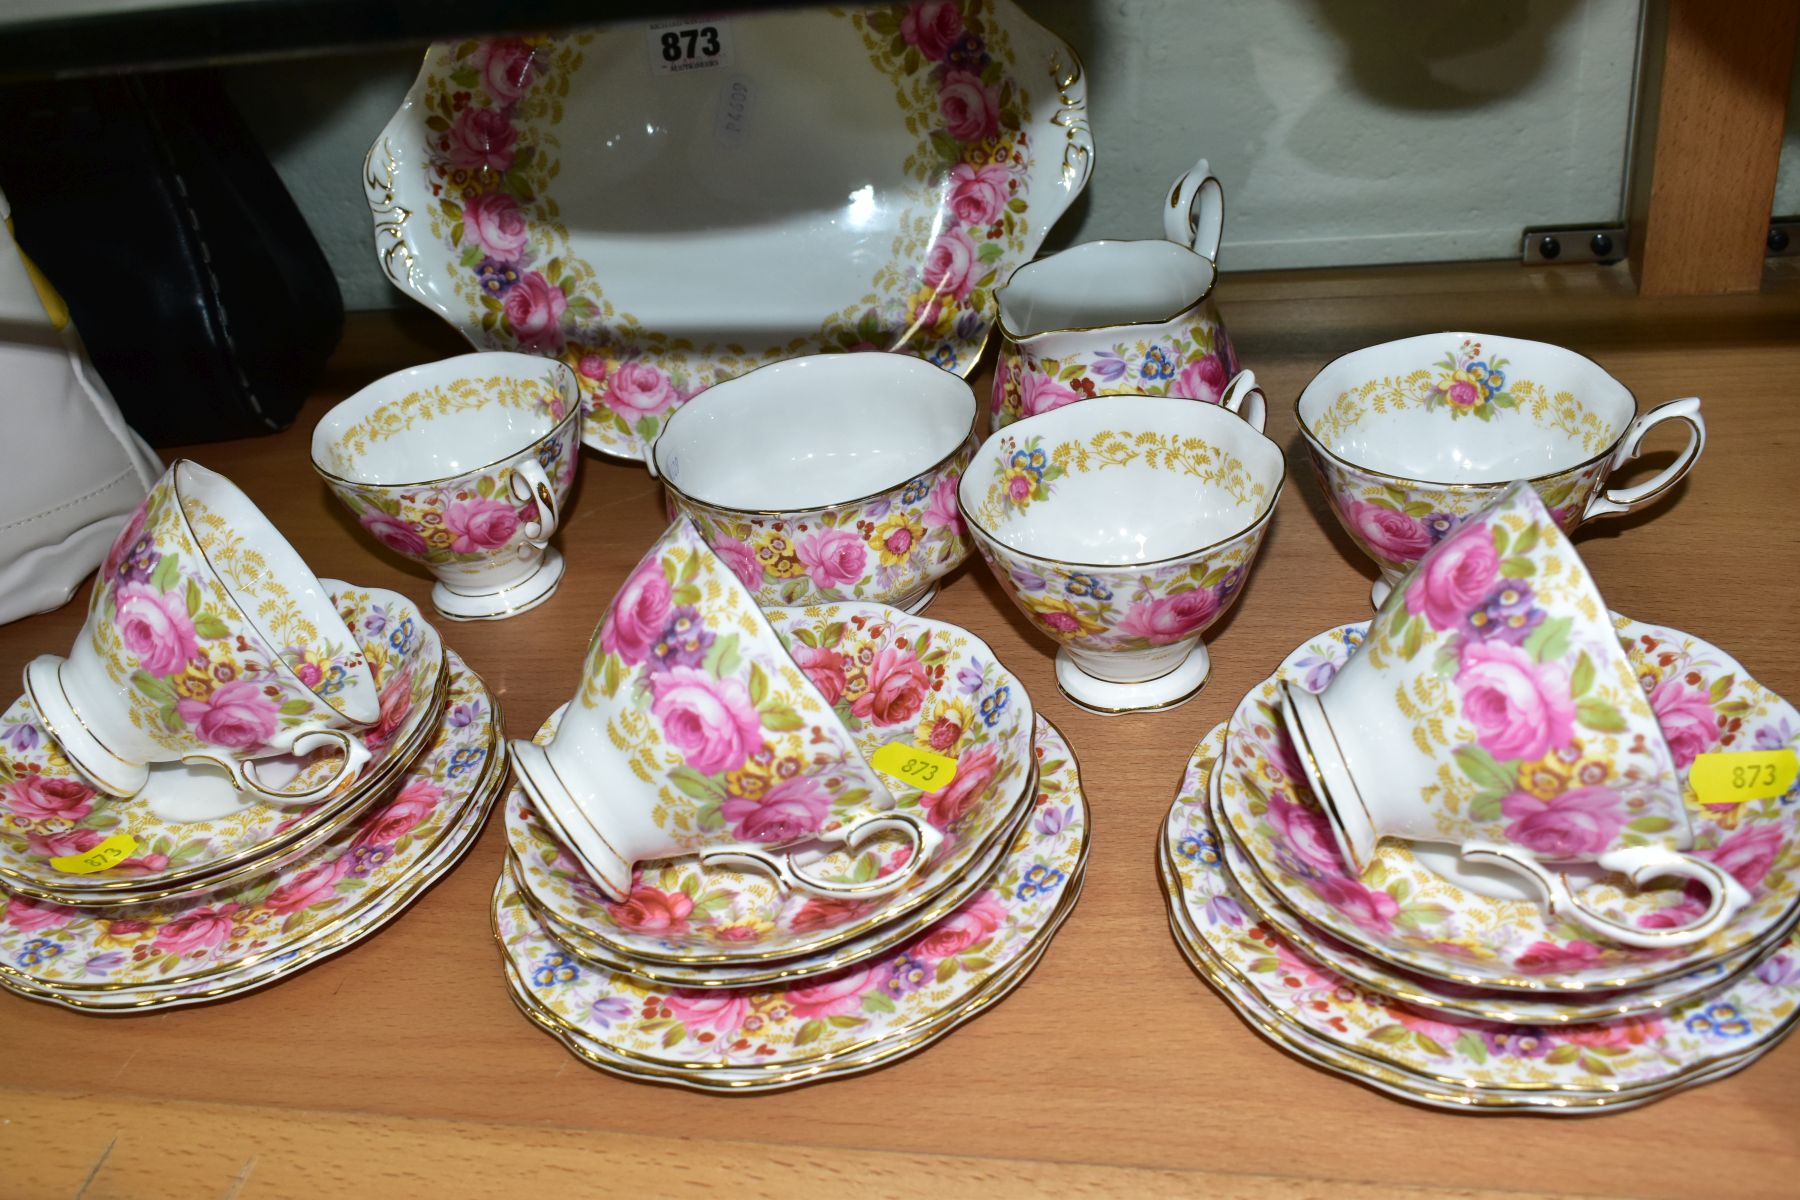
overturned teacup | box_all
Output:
[24,461,379,800]
[508,517,942,900]
[1297,332,1704,607]
[1279,481,1747,948]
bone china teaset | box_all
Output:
[0,4,1788,1109]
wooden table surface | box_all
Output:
[3,263,1798,1199]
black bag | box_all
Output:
[0,69,341,445]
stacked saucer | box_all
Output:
[1162,614,1800,1111]
[497,594,1087,1092]
[0,582,506,1011]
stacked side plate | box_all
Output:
[0,583,505,1010]
[1161,617,1800,1112]
[498,603,1086,1091]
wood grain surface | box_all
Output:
[2,262,1797,1199]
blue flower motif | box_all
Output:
[946,31,989,70]
[1686,1003,1753,1039]
[389,616,415,654]
[1065,573,1112,602]
[315,664,349,697]
[1177,828,1222,869]
[979,686,1010,727]
[478,258,521,298]
[1015,863,1066,900]
[1140,346,1177,381]
[448,746,488,779]
[900,477,931,505]
[537,437,565,469]
[533,950,581,988]
[884,954,931,997]
[930,344,958,370]
[18,938,62,968]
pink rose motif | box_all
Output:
[709,535,764,592]
[604,362,679,418]
[1116,588,1220,645]
[1649,679,1720,769]
[1513,939,1603,975]
[605,885,694,934]
[4,893,74,932]
[1639,888,1710,930]
[851,646,930,727]
[1019,371,1080,417]
[6,776,96,823]
[1446,379,1482,408]
[720,775,831,844]
[1037,609,1082,634]
[938,68,1000,143]
[367,668,415,751]
[1500,787,1625,858]
[1561,1014,1665,1047]
[912,890,1007,959]
[502,271,567,351]
[900,1,963,60]
[26,827,105,860]
[665,989,751,1033]
[264,858,351,915]
[921,473,964,536]
[152,904,236,956]
[921,743,997,829]
[648,667,764,776]
[787,963,891,1018]
[445,106,518,172]
[113,582,199,677]
[1341,497,1432,565]
[922,226,979,301]
[352,778,441,850]
[461,191,529,263]
[442,497,520,554]
[358,510,429,558]
[1173,354,1228,403]
[1456,640,1575,763]
[1706,825,1784,891]
[947,161,1011,227]
[1308,874,1399,933]
[1405,520,1499,631]
[1266,794,1346,875]
[476,39,537,104]
[598,557,672,666]
[176,680,280,751]
[576,353,608,382]
[1390,1005,1465,1047]
[790,643,848,706]
[795,527,869,592]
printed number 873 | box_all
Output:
[661,27,721,62]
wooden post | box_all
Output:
[1628,0,1799,296]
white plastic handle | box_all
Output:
[183,725,371,805]
[1218,369,1267,434]
[511,458,559,551]
[1580,396,1705,521]
[1460,841,1749,949]
[1163,155,1224,263]
[698,810,944,899]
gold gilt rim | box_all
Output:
[494,822,1089,1078]
[1156,840,1785,1101]
[0,708,505,1003]
[0,650,450,902]
[517,762,1041,988]
[310,359,584,490]
[992,239,1218,344]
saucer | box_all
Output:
[367,3,1091,461]
[0,582,445,903]
[1218,616,1800,991]
[495,718,1086,1077]
[0,652,495,999]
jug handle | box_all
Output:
[1219,369,1267,434]
[1165,156,1225,263]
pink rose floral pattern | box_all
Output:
[1217,617,1800,991]
[0,654,496,991]
[993,311,1238,428]
[495,718,1085,1067]
[513,605,1037,960]
[0,586,442,896]
[401,3,1060,459]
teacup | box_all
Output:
[311,351,582,621]
[958,376,1282,714]
[649,353,975,614]
[1278,481,1747,949]
[991,156,1241,428]
[1296,332,1704,607]
[24,461,379,800]
[508,517,942,901]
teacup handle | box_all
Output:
[1219,369,1267,434]
[1580,396,1705,522]
[511,458,560,551]
[1460,841,1749,949]
[698,810,944,899]
[1164,156,1224,263]
[182,726,372,805]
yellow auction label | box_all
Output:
[1689,750,1799,807]
[50,832,138,875]
[870,743,957,793]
